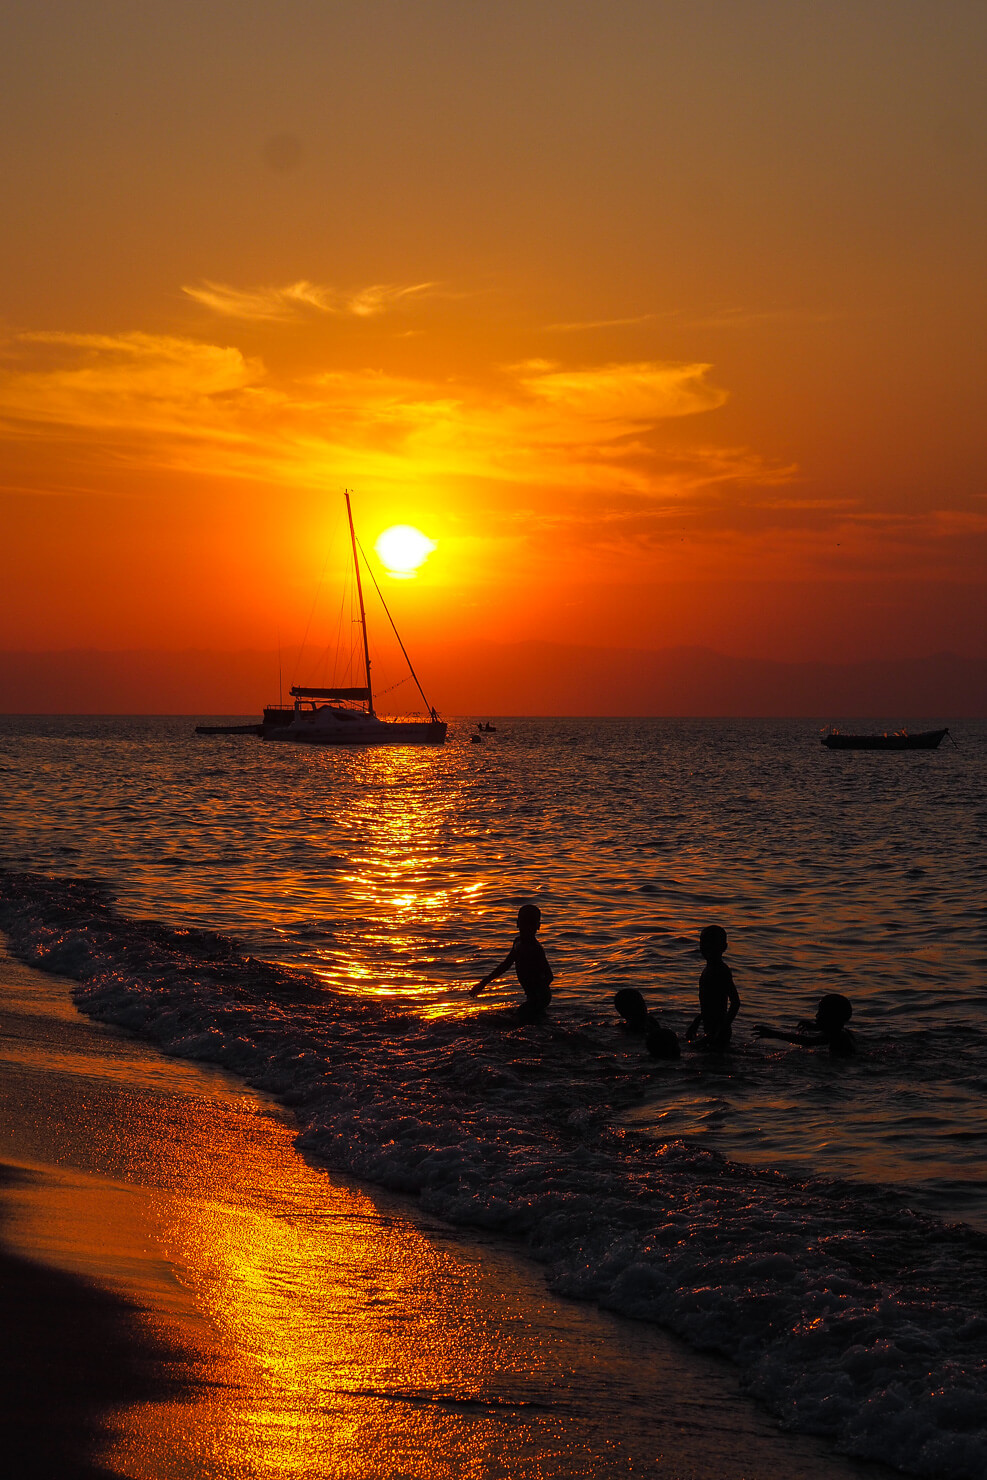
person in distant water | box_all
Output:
[755,994,856,1057]
[613,988,680,1059]
[471,903,554,1023]
[686,925,740,1051]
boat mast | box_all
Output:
[344,490,375,717]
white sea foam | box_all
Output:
[2,870,985,1479]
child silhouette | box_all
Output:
[755,994,856,1056]
[613,988,680,1059]
[686,924,740,1051]
[471,904,554,1023]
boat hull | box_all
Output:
[266,719,447,747]
[821,728,948,751]
[195,723,264,736]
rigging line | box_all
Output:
[316,578,347,686]
[356,535,437,715]
[293,505,343,685]
[374,675,411,699]
[326,583,348,689]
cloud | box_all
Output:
[6,323,980,587]
[1,332,265,443]
[516,359,728,427]
[683,307,837,331]
[544,307,836,334]
[0,330,790,529]
[182,279,436,322]
[545,313,662,332]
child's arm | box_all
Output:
[754,1024,826,1047]
[685,1013,703,1042]
[470,944,516,997]
[726,976,740,1024]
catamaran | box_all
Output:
[264,493,447,747]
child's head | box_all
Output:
[516,903,542,935]
[699,924,728,961]
[646,1025,681,1061]
[614,988,648,1026]
[815,994,852,1032]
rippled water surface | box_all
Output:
[1,715,984,1223]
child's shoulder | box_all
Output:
[515,932,544,954]
[701,957,734,980]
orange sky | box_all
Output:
[2,2,986,695]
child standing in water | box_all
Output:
[686,924,740,1051]
[471,904,554,1023]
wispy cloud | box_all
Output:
[3,332,263,438]
[683,306,837,331]
[5,323,980,584]
[516,359,728,427]
[0,333,790,520]
[182,279,437,322]
[545,313,663,332]
[544,306,836,334]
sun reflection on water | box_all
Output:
[296,745,477,1017]
[98,1082,582,1479]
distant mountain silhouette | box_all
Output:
[1,643,984,717]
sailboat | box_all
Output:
[265,493,448,747]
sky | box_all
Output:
[2,1,986,707]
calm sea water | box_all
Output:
[0,715,983,1221]
[1,714,986,1478]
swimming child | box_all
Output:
[685,924,740,1051]
[646,1024,681,1060]
[471,903,554,1023]
[755,993,856,1056]
[613,989,680,1059]
[613,988,652,1032]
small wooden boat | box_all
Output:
[821,727,949,751]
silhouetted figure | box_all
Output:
[471,903,554,1023]
[612,988,680,1058]
[613,987,651,1032]
[755,993,856,1057]
[646,1025,682,1060]
[686,925,740,1051]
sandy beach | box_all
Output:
[0,1162,195,1480]
[0,939,904,1480]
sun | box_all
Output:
[374,524,437,578]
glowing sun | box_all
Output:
[374,524,436,578]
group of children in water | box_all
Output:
[472,906,856,1057]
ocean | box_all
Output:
[0,714,985,1477]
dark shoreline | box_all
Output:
[0,1164,194,1480]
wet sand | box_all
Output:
[0,1164,194,1480]
[0,942,898,1480]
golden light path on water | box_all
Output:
[301,743,483,1015]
